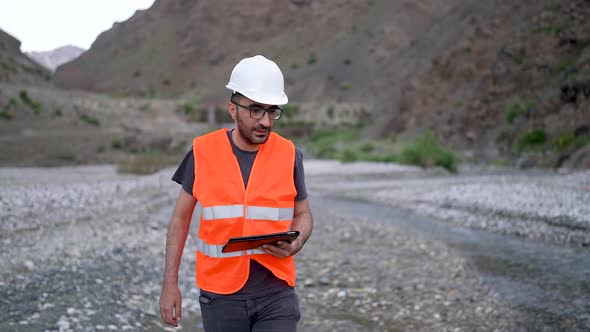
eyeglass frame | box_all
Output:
[231,101,283,120]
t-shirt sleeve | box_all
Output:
[294,148,308,201]
[172,149,195,195]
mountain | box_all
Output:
[0,29,52,85]
[53,0,590,166]
[27,45,85,72]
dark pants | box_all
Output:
[199,289,301,332]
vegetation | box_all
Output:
[0,111,13,120]
[326,105,335,119]
[340,81,352,90]
[533,25,562,36]
[117,152,181,175]
[19,90,42,114]
[307,52,317,65]
[505,99,536,124]
[305,127,459,172]
[553,131,590,152]
[178,95,202,119]
[282,104,300,117]
[79,114,101,126]
[512,129,546,152]
[55,153,76,161]
[111,139,122,150]
[398,131,459,173]
[52,109,63,118]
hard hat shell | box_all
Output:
[226,55,289,105]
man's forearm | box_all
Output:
[163,216,191,285]
[291,210,313,245]
[290,198,313,251]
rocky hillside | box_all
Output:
[394,0,590,166]
[27,45,85,72]
[0,29,52,85]
[49,0,590,167]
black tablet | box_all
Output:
[221,231,300,253]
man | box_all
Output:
[159,55,313,332]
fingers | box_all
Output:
[261,241,294,257]
[160,299,181,327]
[176,302,182,322]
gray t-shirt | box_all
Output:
[172,129,307,299]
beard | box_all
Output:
[235,110,272,145]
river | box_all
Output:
[314,195,590,331]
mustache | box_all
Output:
[255,125,270,131]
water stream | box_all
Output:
[314,195,590,330]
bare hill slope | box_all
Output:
[50,0,590,167]
[0,29,52,85]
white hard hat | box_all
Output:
[226,55,288,105]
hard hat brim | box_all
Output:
[226,84,289,106]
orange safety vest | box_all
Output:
[192,128,297,294]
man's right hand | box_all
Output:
[160,284,182,327]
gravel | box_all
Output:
[2,160,586,331]
[306,161,590,246]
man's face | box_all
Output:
[233,96,275,146]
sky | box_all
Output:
[0,0,155,52]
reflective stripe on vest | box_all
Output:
[202,205,294,221]
[197,238,266,258]
[202,204,243,220]
[246,206,294,221]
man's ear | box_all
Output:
[228,102,236,120]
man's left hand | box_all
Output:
[260,237,303,257]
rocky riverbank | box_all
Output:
[1,161,586,331]
[306,160,590,246]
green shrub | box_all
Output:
[533,25,562,36]
[282,104,300,117]
[326,105,335,119]
[79,114,100,126]
[52,109,63,118]
[506,101,526,124]
[178,96,201,116]
[553,131,590,151]
[19,90,31,104]
[512,129,546,152]
[399,131,459,172]
[553,132,576,151]
[56,153,76,161]
[19,90,42,114]
[340,82,352,90]
[112,139,122,150]
[117,152,181,175]
[360,142,374,153]
[0,111,13,120]
[307,53,317,65]
[304,128,457,171]
[307,127,359,159]
[339,149,359,162]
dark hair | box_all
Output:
[230,92,243,104]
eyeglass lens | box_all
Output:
[248,105,282,120]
